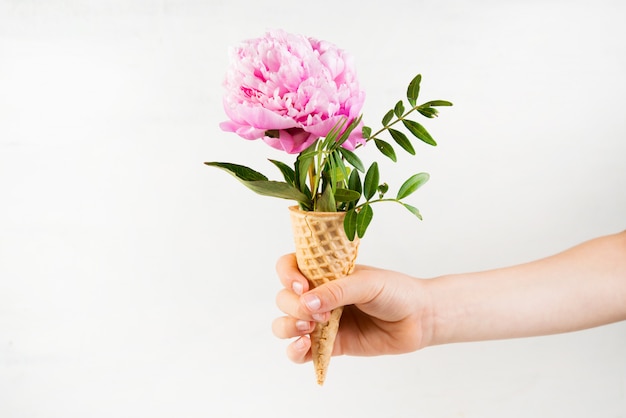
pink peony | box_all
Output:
[220,30,366,154]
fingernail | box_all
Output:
[294,336,307,350]
[292,281,303,295]
[312,313,326,322]
[296,320,311,331]
[302,294,321,311]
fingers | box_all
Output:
[274,255,394,364]
[301,269,384,316]
[275,258,386,322]
[275,288,319,321]
[274,254,319,364]
[272,314,314,364]
[272,316,315,339]
[276,253,310,295]
[275,253,323,321]
[286,336,312,364]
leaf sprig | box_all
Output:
[205,74,452,240]
[362,74,453,162]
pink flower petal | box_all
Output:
[219,30,366,153]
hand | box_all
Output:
[272,254,433,363]
[273,231,626,363]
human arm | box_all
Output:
[428,230,626,345]
[273,230,626,362]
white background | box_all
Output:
[1,0,625,417]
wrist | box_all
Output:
[413,277,441,349]
[420,274,463,347]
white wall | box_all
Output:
[1,1,625,417]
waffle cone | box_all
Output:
[288,206,360,385]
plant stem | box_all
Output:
[309,146,328,210]
[354,198,402,210]
[308,163,316,207]
[362,104,422,145]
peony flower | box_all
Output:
[220,29,366,154]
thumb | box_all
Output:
[300,269,383,315]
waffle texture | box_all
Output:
[288,206,360,385]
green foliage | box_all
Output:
[394,100,405,118]
[356,203,373,238]
[334,188,361,202]
[377,183,389,199]
[382,109,394,126]
[402,119,437,146]
[316,183,336,212]
[388,128,415,155]
[343,208,358,241]
[363,162,380,201]
[205,162,268,181]
[347,169,362,211]
[397,173,430,200]
[269,159,295,185]
[206,74,452,240]
[402,203,423,220]
[204,162,309,204]
[374,138,397,162]
[362,125,372,140]
[339,148,365,173]
[406,74,422,107]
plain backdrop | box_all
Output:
[1,0,625,417]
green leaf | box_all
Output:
[320,167,337,193]
[335,115,362,148]
[331,150,349,184]
[417,107,439,118]
[245,180,311,202]
[407,74,422,107]
[316,183,336,212]
[296,152,314,191]
[397,172,430,200]
[374,138,397,162]
[422,100,453,107]
[204,162,268,181]
[326,153,338,190]
[363,162,380,201]
[388,128,415,155]
[402,119,437,146]
[348,169,362,198]
[343,208,358,241]
[382,109,394,126]
[292,160,312,209]
[340,147,365,173]
[362,125,372,139]
[205,162,310,203]
[394,100,405,118]
[268,159,295,185]
[356,204,373,238]
[334,188,361,202]
[321,117,346,149]
[402,203,423,220]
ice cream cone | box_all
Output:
[288,206,360,385]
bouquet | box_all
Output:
[206,29,451,384]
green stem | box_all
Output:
[354,197,402,210]
[308,164,316,196]
[360,104,423,146]
[311,147,332,210]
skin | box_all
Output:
[272,230,626,363]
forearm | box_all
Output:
[426,231,626,346]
